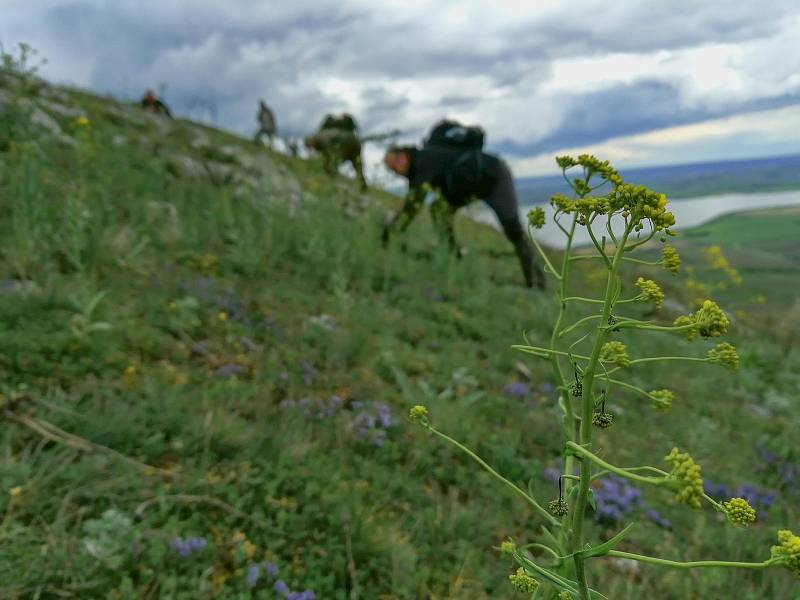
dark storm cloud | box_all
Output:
[494,81,800,157]
[3,0,800,155]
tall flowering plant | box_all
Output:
[409,155,798,599]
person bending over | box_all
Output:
[382,121,544,289]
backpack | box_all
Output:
[424,119,485,150]
[320,113,358,133]
[443,151,484,204]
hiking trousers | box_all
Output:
[484,160,545,290]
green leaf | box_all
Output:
[580,522,636,559]
[586,489,597,512]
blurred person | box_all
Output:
[254,100,277,147]
[382,120,545,290]
[140,89,172,118]
[304,113,367,190]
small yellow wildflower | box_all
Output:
[635,277,664,309]
[707,342,739,371]
[509,567,539,593]
[723,497,756,527]
[499,539,517,555]
[75,116,90,127]
[664,448,704,509]
[9,486,22,498]
[217,311,228,322]
[649,389,674,411]
[243,540,257,559]
[122,365,137,386]
[408,405,429,424]
[600,341,630,367]
[661,245,681,275]
[527,206,546,229]
[771,529,800,577]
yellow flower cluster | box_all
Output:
[509,567,540,593]
[608,184,675,233]
[649,389,674,411]
[664,447,704,508]
[122,365,138,387]
[704,246,743,286]
[771,530,800,577]
[499,539,517,555]
[558,593,572,600]
[635,277,664,309]
[550,193,576,213]
[600,341,630,367]
[661,245,681,275]
[674,300,730,340]
[707,342,739,371]
[574,195,612,217]
[527,207,546,229]
[408,405,429,424]
[548,498,569,516]
[556,154,623,186]
[694,300,730,338]
[723,497,756,527]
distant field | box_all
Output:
[638,206,800,322]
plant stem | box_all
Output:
[424,425,560,527]
[566,442,664,486]
[559,315,603,338]
[602,355,710,377]
[529,225,562,281]
[569,222,633,600]
[605,550,778,570]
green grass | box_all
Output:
[1,76,799,599]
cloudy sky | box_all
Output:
[3,0,800,177]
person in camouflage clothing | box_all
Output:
[304,113,367,190]
[254,100,277,147]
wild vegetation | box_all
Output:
[1,48,799,599]
[409,155,800,599]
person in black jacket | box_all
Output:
[382,139,545,290]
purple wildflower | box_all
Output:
[703,480,732,500]
[170,536,206,557]
[263,561,279,577]
[645,509,672,529]
[246,563,260,588]
[274,580,290,596]
[543,465,562,483]
[300,360,317,386]
[376,403,394,428]
[502,382,530,398]
[593,475,641,524]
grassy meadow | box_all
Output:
[1,71,799,599]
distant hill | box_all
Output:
[516,153,800,204]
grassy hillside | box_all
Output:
[1,70,799,600]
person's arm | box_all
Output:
[382,185,426,245]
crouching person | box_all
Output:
[382,120,545,290]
